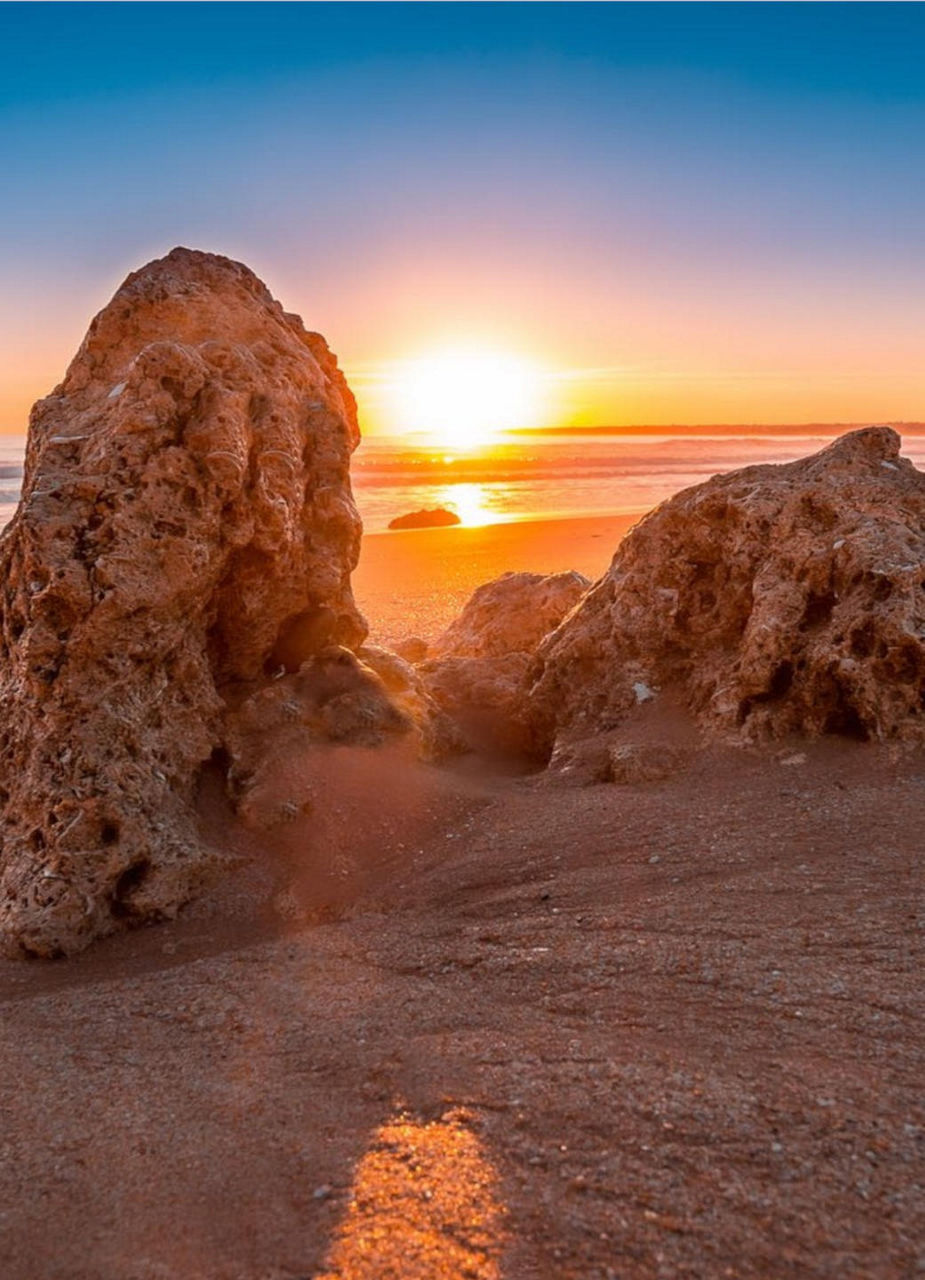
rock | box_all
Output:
[608,742,689,785]
[0,247,366,956]
[356,644,466,761]
[356,643,420,694]
[544,735,615,786]
[223,647,416,827]
[418,570,589,755]
[433,570,589,660]
[222,643,464,828]
[419,652,533,755]
[527,428,925,756]
[388,507,460,530]
[392,635,429,664]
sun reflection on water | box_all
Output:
[443,481,492,527]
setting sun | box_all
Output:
[386,348,547,448]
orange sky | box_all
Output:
[3,246,923,439]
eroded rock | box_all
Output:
[0,247,366,956]
[356,644,466,761]
[527,428,925,756]
[392,635,429,665]
[608,742,690,785]
[420,652,533,755]
[433,570,589,659]
[224,647,416,828]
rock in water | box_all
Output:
[0,247,367,956]
[388,507,460,530]
[527,428,925,755]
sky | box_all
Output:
[1,1,924,435]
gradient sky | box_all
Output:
[2,2,924,434]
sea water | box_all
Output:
[2,430,924,534]
[352,431,925,531]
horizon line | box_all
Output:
[2,419,925,442]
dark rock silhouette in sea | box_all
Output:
[388,507,461,530]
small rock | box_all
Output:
[393,635,429,664]
[609,742,689,785]
[433,570,590,660]
[388,507,460,530]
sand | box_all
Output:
[353,513,639,644]
[0,514,923,1278]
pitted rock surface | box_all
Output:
[356,645,465,761]
[527,428,925,755]
[433,570,589,660]
[420,652,533,756]
[0,247,366,956]
[221,644,463,831]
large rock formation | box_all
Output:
[527,428,925,755]
[0,247,369,956]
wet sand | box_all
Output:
[354,513,639,644]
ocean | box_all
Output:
[354,430,925,531]
[3,430,924,534]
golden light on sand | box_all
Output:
[387,348,546,449]
[316,1108,505,1280]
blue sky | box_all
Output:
[2,2,924,430]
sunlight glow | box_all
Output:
[386,348,547,449]
[444,481,491,527]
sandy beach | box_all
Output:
[1,732,922,1279]
[3,5,924,1275]
[354,513,639,644]
[2,487,923,1278]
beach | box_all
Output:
[1,436,923,1278]
[3,3,924,1273]
[1,732,921,1278]
[354,513,639,644]
[1,449,924,1276]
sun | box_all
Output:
[387,347,546,449]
